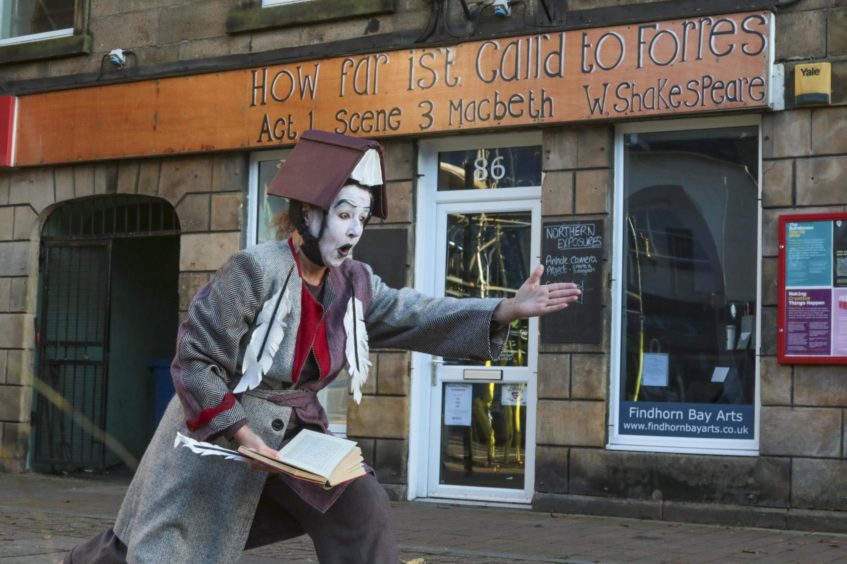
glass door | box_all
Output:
[411,132,543,503]
[426,199,540,503]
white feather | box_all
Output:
[235,287,291,394]
[174,432,249,463]
[343,297,372,404]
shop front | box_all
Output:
[2,0,846,529]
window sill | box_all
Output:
[227,0,395,34]
[0,33,91,66]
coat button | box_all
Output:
[271,419,284,431]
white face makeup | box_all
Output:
[305,185,372,268]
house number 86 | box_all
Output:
[473,155,506,183]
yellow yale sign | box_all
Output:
[794,62,831,106]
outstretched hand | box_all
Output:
[492,265,581,326]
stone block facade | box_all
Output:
[569,448,791,509]
[0,151,246,471]
[756,99,847,513]
[538,353,570,400]
[535,124,612,497]
[348,396,409,440]
[530,0,847,524]
[1,0,846,533]
[760,406,841,457]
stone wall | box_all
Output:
[1,0,433,82]
[759,104,847,513]
[0,138,417,474]
[0,152,247,472]
[2,0,847,526]
[759,0,847,515]
[535,124,611,493]
[534,0,847,527]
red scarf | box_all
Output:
[289,239,330,384]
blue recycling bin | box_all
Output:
[147,357,175,426]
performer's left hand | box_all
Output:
[493,265,581,325]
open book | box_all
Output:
[238,429,365,488]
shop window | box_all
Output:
[248,150,349,435]
[0,0,88,63]
[610,119,760,455]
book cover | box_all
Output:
[266,129,387,219]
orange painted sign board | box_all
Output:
[13,11,773,167]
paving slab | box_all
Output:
[1,472,847,563]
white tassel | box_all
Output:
[174,432,249,463]
[235,287,291,394]
[343,296,372,404]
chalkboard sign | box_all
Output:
[354,227,408,290]
[540,219,604,344]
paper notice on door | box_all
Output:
[500,383,527,406]
[641,353,669,387]
[444,383,472,426]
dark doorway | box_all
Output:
[34,195,180,472]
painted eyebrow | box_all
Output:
[333,199,371,211]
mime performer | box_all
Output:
[65,130,581,564]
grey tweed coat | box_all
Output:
[113,240,506,563]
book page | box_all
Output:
[350,149,383,186]
[278,429,356,479]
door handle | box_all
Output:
[431,357,444,387]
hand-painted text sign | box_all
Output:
[14,12,772,166]
[541,219,604,344]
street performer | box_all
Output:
[65,130,581,563]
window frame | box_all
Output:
[261,0,308,6]
[607,115,762,457]
[227,0,394,34]
[247,148,288,248]
[0,27,73,47]
[0,0,89,64]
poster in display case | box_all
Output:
[778,213,847,364]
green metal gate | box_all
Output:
[35,241,112,469]
[34,195,179,471]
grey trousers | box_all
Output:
[64,473,399,564]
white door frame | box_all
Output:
[409,131,542,503]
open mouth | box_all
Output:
[337,244,353,257]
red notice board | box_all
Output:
[0,96,15,168]
[778,213,847,364]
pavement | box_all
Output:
[1,472,847,563]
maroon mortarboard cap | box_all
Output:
[267,130,387,219]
